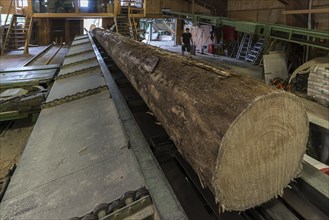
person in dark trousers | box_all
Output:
[181,28,193,58]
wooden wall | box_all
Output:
[35,18,83,45]
[312,0,329,30]
[146,0,211,15]
[35,18,51,45]
[1,0,16,14]
[198,0,227,16]
[227,0,328,30]
[285,0,308,28]
[0,0,32,14]
[227,0,286,24]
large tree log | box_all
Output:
[93,28,309,211]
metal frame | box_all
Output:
[163,10,329,52]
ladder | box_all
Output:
[235,33,253,61]
[1,14,33,55]
[244,38,264,65]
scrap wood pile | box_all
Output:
[288,57,329,107]
[307,65,329,107]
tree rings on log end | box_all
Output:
[212,92,309,211]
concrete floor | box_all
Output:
[0,49,42,177]
[0,118,35,177]
[149,40,264,81]
[0,46,68,178]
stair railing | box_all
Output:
[128,5,139,40]
[24,16,33,54]
[1,14,17,55]
[114,17,119,33]
[1,0,15,55]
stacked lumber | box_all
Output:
[93,28,309,211]
[308,65,329,107]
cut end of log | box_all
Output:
[213,92,309,211]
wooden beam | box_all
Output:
[283,8,329,15]
[33,13,115,18]
[114,0,120,16]
[74,0,78,13]
[300,97,329,130]
[278,0,289,5]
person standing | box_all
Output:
[181,28,193,58]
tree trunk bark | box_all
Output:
[93,29,309,211]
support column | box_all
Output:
[176,19,183,45]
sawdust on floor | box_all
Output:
[0,117,35,177]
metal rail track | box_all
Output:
[0,43,68,190]
[22,43,55,66]
[89,32,329,220]
[23,43,67,66]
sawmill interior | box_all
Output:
[0,0,328,219]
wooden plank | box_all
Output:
[308,81,329,90]
[300,97,329,129]
[33,13,115,18]
[0,111,29,121]
[227,0,285,11]
[228,11,258,22]
[278,0,289,4]
[263,52,288,85]
[282,188,328,220]
[298,159,329,216]
[0,69,57,89]
[36,18,51,45]
[300,160,329,202]
[283,8,329,14]
[0,64,60,73]
[303,154,329,174]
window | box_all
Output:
[80,0,88,7]
[18,0,28,7]
[1,14,13,25]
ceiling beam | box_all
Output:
[278,0,289,5]
[282,8,329,15]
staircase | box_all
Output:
[235,33,253,61]
[115,16,131,37]
[244,38,264,65]
[114,6,142,40]
[1,14,33,55]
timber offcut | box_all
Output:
[93,28,309,211]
